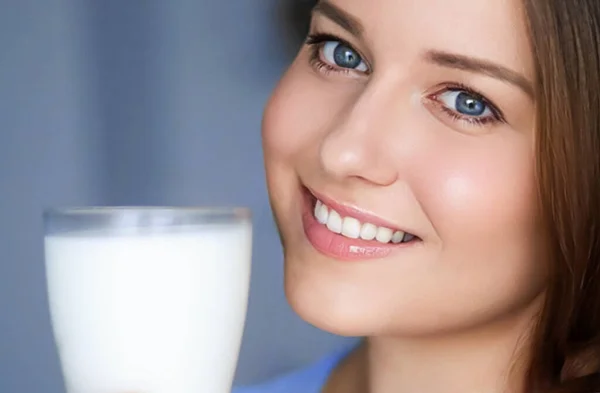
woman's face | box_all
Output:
[263,0,545,336]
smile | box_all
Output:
[301,187,420,261]
[313,199,416,244]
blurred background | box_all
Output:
[0,0,356,391]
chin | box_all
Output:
[280,251,364,336]
[282,251,426,337]
[282,249,546,340]
[284,284,375,337]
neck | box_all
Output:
[366,323,530,393]
[326,297,543,393]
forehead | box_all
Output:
[320,0,534,80]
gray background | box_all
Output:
[0,1,354,391]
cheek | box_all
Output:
[263,60,323,163]
[375,133,545,330]
[261,62,308,207]
[262,83,305,162]
[415,132,537,243]
[416,133,543,298]
[262,58,334,229]
[262,51,360,167]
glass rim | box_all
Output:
[43,206,251,219]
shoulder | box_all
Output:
[232,346,353,393]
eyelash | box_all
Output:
[306,33,364,76]
[425,84,505,126]
[304,32,505,127]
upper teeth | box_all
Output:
[314,200,410,244]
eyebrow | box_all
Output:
[312,1,534,99]
[425,50,534,98]
[313,0,364,38]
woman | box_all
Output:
[236,0,600,392]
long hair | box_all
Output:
[524,1,600,391]
[283,1,600,391]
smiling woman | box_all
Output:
[235,1,600,392]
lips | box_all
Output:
[313,199,416,244]
[301,187,419,261]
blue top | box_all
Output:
[232,347,351,393]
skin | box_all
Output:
[263,0,546,392]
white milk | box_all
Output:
[45,223,252,393]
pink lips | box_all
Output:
[309,189,405,231]
[301,188,414,261]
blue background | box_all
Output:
[0,0,354,391]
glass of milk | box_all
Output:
[43,207,252,393]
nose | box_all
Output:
[319,84,399,186]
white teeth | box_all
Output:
[375,227,393,243]
[341,217,361,239]
[391,231,405,244]
[326,209,343,234]
[313,198,413,244]
[359,223,377,240]
[315,200,329,224]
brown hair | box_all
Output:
[524,0,600,392]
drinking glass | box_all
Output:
[43,207,252,393]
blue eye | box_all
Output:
[321,41,368,72]
[437,90,493,118]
